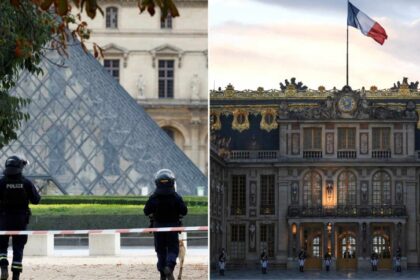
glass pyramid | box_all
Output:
[0,39,207,195]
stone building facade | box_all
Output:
[84,0,208,174]
[210,79,420,271]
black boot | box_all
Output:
[220,269,224,276]
[160,270,166,280]
[0,267,8,280]
[163,266,174,280]
[12,272,19,280]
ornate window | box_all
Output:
[104,59,120,81]
[260,224,275,258]
[372,171,391,205]
[303,171,322,207]
[231,175,246,215]
[230,224,246,259]
[338,128,356,150]
[158,60,174,98]
[372,128,390,150]
[106,7,118,29]
[337,171,357,205]
[260,175,275,215]
[312,236,321,257]
[303,128,322,150]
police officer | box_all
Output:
[144,169,188,280]
[218,248,226,276]
[260,249,268,274]
[0,156,40,280]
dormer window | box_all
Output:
[106,7,118,29]
[161,12,172,29]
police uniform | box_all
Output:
[0,156,40,280]
[144,169,188,280]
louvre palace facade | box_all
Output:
[210,78,420,271]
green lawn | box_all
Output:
[31,204,207,216]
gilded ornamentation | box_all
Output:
[318,86,326,92]
[232,109,250,132]
[210,111,221,131]
[260,108,278,132]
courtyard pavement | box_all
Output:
[210,269,420,279]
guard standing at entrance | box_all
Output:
[218,248,226,276]
[298,249,306,272]
[395,247,402,272]
[324,252,332,272]
[260,249,268,274]
[0,156,41,280]
[370,252,379,271]
[144,169,188,280]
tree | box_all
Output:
[0,0,179,148]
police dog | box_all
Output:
[177,238,186,280]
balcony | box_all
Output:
[337,150,357,159]
[372,150,391,159]
[303,151,322,159]
[287,205,407,218]
[229,150,278,160]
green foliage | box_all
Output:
[31,203,207,216]
[39,195,208,207]
[0,1,55,148]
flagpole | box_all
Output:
[346,0,349,86]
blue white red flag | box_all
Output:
[347,2,388,45]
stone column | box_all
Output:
[323,223,328,257]
[296,223,301,253]
[331,223,335,258]
[190,119,201,169]
[366,222,371,257]
[288,222,294,259]
[358,222,363,258]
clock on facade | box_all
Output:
[338,95,357,113]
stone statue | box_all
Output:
[136,74,146,99]
[249,224,256,250]
[191,74,200,99]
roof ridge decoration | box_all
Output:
[2,37,207,195]
[210,77,420,100]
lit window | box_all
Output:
[303,171,322,207]
[337,171,357,205]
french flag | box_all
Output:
[347,2,388,45]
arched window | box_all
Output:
[303,171,322,207]
[338,171,357,205]
[106,7,118,28]
[312,236,321,257]
[372,235,390,258]
[341,236,356,258]
[372,171,391,205]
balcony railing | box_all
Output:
[372,150,391,159]
[287,205,407,218]
[230,150,278,160]
[337,150,357,159]
[303,151,322,159]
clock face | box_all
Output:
[338,95,357,113]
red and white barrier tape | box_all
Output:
[0,226,208,235]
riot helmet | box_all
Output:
[4,155,28,176]
[154,169,176,195]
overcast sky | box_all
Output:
[209,0,420,90]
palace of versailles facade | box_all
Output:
[85,0,208,174]
[210,78,420,271]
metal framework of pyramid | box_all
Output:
[0,40,207,195]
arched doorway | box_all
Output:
[302,226,322,271]
[372,234,392,269]
[336,233,357,270]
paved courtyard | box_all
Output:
[210,269,420,279]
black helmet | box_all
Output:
[154,169,176,195]
[4,155,27,176]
